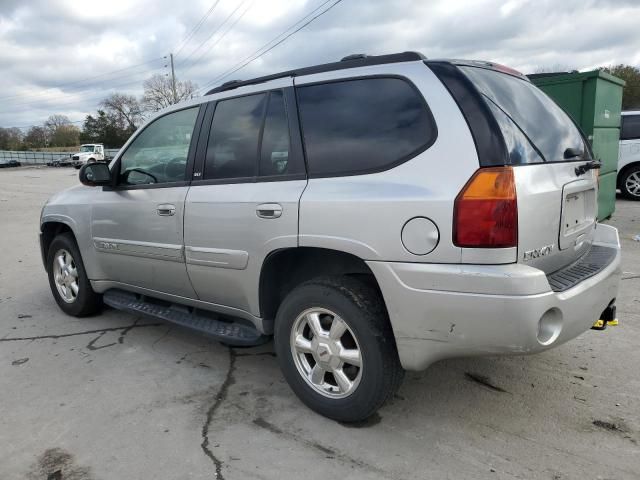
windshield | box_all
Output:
[80,145,95,153]
[460,66,590,163]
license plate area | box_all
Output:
[559,182,596,250]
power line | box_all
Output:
[200,0,343,93]
[2,67,161,108]
[178,0,254,79]
[176,0,250,69]
[174,0,223,57]
[0,57,165,103]
[0,65,164,111]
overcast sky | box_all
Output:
[1,0,639,129]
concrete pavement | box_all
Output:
[1,166,639,480]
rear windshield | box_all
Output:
[460,66,590,163]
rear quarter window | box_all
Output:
[621,115,640,140]
[460,66,589,163]
[296,77,436,177]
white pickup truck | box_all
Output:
[71,144,106,169]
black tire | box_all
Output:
[619,165,640,200]
[274,276,404,422]
[46,232,102,316]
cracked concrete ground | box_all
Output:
[1,166,639,480]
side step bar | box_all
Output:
[103,289,268,347]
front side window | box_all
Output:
[119,107,198,186]
[296,77,436,177]
[204,94,266,180]
[621,115,640,140]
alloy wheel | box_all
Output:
[53,248,79,303]
[290,307,363,398]
[625,171,640,197]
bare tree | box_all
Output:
[24,126,49,149]
[100,93,143,131]
[142,74,198,112]
[44,115,79,147]
[0,127,24,150]
[44,114,72,132]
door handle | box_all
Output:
[157,204,176,216]
[256,203,282,219]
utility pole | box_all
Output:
[169,53,177,104]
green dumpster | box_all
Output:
[529,70,625,220]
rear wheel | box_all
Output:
[620,165,640,200]
[274,276,403,422]
[47,233,102,316]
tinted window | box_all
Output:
[260,91,291,176]
[119,107,198,185]
[621,115,640,140]
[204,94,266,180]
[461,66,589,163]
[297,78,435,176]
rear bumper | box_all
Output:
[367,223,622,371]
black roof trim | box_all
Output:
[426,59,530,82]
[205,51,426,95]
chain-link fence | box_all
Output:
[0,149,120,165]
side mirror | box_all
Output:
[79,162,111,186]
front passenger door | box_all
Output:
[91,106,202,298]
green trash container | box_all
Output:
[529,70,625,220]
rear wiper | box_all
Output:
[574,160,601,176]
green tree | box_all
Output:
[601,64,640,110]
[80,110,133,148]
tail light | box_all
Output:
[453,166,517,248]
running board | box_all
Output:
[103,289,268,347]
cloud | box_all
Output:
[0,0,638,128]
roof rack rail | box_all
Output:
[205,51,426,95]
[341,53,368,61]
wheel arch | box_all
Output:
[259,247,384,328]
[617,161,640,188]
[40,220,77,269]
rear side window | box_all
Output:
[260,91,291,176]
[204,94,266,180]
[296,77,436,177]
[621,115,640,140]
[460,66,589,163]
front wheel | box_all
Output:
[620,166,640,200]
[46,233,102,316]
[274,276,404,422]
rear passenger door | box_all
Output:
[184,80,306,318]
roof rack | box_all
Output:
[205,51,426,95]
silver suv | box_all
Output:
[40,52,621,422]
